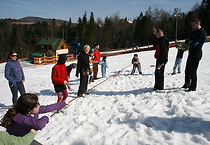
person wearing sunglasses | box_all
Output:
[5,51,26,105]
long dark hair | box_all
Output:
[0,93,39,128]
[7,50,18,60]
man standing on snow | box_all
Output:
[153,28,169,91]
[76,45,91,97]
[92,44,100,80]
[182,19,207,91]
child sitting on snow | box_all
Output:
[131,54,142,75]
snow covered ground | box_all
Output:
[1,42,210,145]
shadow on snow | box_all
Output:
[119,115,210,135]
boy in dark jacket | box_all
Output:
[171,48,185,75]
[153,28,169,90]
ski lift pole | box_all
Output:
[50,63,132,117]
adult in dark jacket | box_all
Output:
[5,51,26,105]
[182,19,207,91]
[153,28,169,90]
[76,45,90,97]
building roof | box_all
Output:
[37,38,64,51]
[31,52,44,56]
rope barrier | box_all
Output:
[50,63,132,117]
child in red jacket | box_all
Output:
[51,54,69,102]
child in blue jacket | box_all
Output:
[100,56,108,78]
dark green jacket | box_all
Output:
[0,131,34,145]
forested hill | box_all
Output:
[18,16,67,24]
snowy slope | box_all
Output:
[1,43,210,145]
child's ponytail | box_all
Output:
[0,108,17,128]
[1,93,39,128]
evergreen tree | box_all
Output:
[134,12,143,43]
[199,0,210,33]
[85,12,96,47]
[103,17,113,49]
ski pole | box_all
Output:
[50,63,132,117]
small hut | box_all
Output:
[36,38,69,56]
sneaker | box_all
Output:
[171,72,176,75]
[153,88,163,91]
[77,95,84,98]
[181,84,189,89]
[153,88,158,91]
[185,89,195,92]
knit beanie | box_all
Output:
[58,54,67,64]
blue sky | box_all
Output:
[0,0,202,23]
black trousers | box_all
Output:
[78,72,88,96]
[154,59,167,89]
[184,56,200,90]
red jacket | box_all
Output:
[51,63,69,85]
[93,50,100,62]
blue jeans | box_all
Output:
[101,67,107,78]
[9,81,26,105]
[173,58,182,73]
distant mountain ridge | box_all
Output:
[18,16,68,24]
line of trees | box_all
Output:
[0,0,209,61]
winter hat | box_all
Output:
[58,54,67,64]
[102,56,107,61]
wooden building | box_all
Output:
[36,38,69,56]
